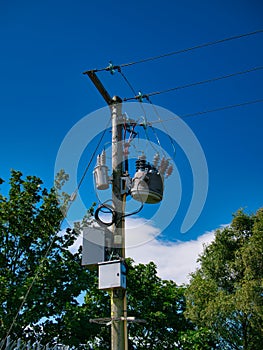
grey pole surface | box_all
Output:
[83,69,128,349]
[111,97,127,350]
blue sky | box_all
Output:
[1,1,263,280]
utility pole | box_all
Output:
[84,66,168,350]
[111,97,127,350]
[84,71,127,350]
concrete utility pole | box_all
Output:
[84,71,127,350]
[84,67,168,350]
[111,97,127,350]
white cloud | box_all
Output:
[69,232,83,254]
[68,217,217,285]
[126,217,215,285]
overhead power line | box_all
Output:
[84,29,263,74]
[148,99,263,124]
[123,66,263,101]
[120,29,263,69]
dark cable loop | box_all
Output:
[94,198,144,227]
[94,203,117,227]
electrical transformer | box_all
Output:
[130,154,164,204]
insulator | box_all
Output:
[96,155,101,166]
[140,153,146,161]
[136,154,147,171]
[166,165,173,177]
[159,157,168,174]
[159,157,169,174]
[100,149,106,165]
[153,153,160,169]
[69,191,77,202]
[163,159,169,173]
[159,157,165,170]
[136,159,145,171]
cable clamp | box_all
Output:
[106,61,121,75]
[137,91,144,102]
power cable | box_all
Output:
[95,203,117,227]
[119,29,263,69]
[123,66,263,101]
[94,199,144,227]
[117,69,163,155]
[118,69,138,96]
[117,68,148,120]
[1,220,67,348]
[148,99,263,125]
[146,97,177,159]
[116,69,173,158]
[85,29,263,73]
[1,117,112,347]
[77,116,111,190]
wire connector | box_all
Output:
[137,91,144,102]
[106,61,117,75]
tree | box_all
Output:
[3,170,244,349]
[0,170,92,344]
[126,260,189,349]
[1,171,196,349]
[177,327,218,350]
[54,259,200,349]
[185,209,263,350]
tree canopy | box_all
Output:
[1,170,262,349]
[185,209,263,350]
[0,171,198,349]
[50,259,193,349]
[0,170,91,343]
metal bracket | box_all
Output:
[121,176,131,194]
[90,316,147,327]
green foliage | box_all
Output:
[5,170,260,349]
[46,272,111,349]
[54,259,194,349]
[126,259,189,349]
[185,209,263,350]
[2,170,205,348]
[178,327,218,350]
[0,170,92,344]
